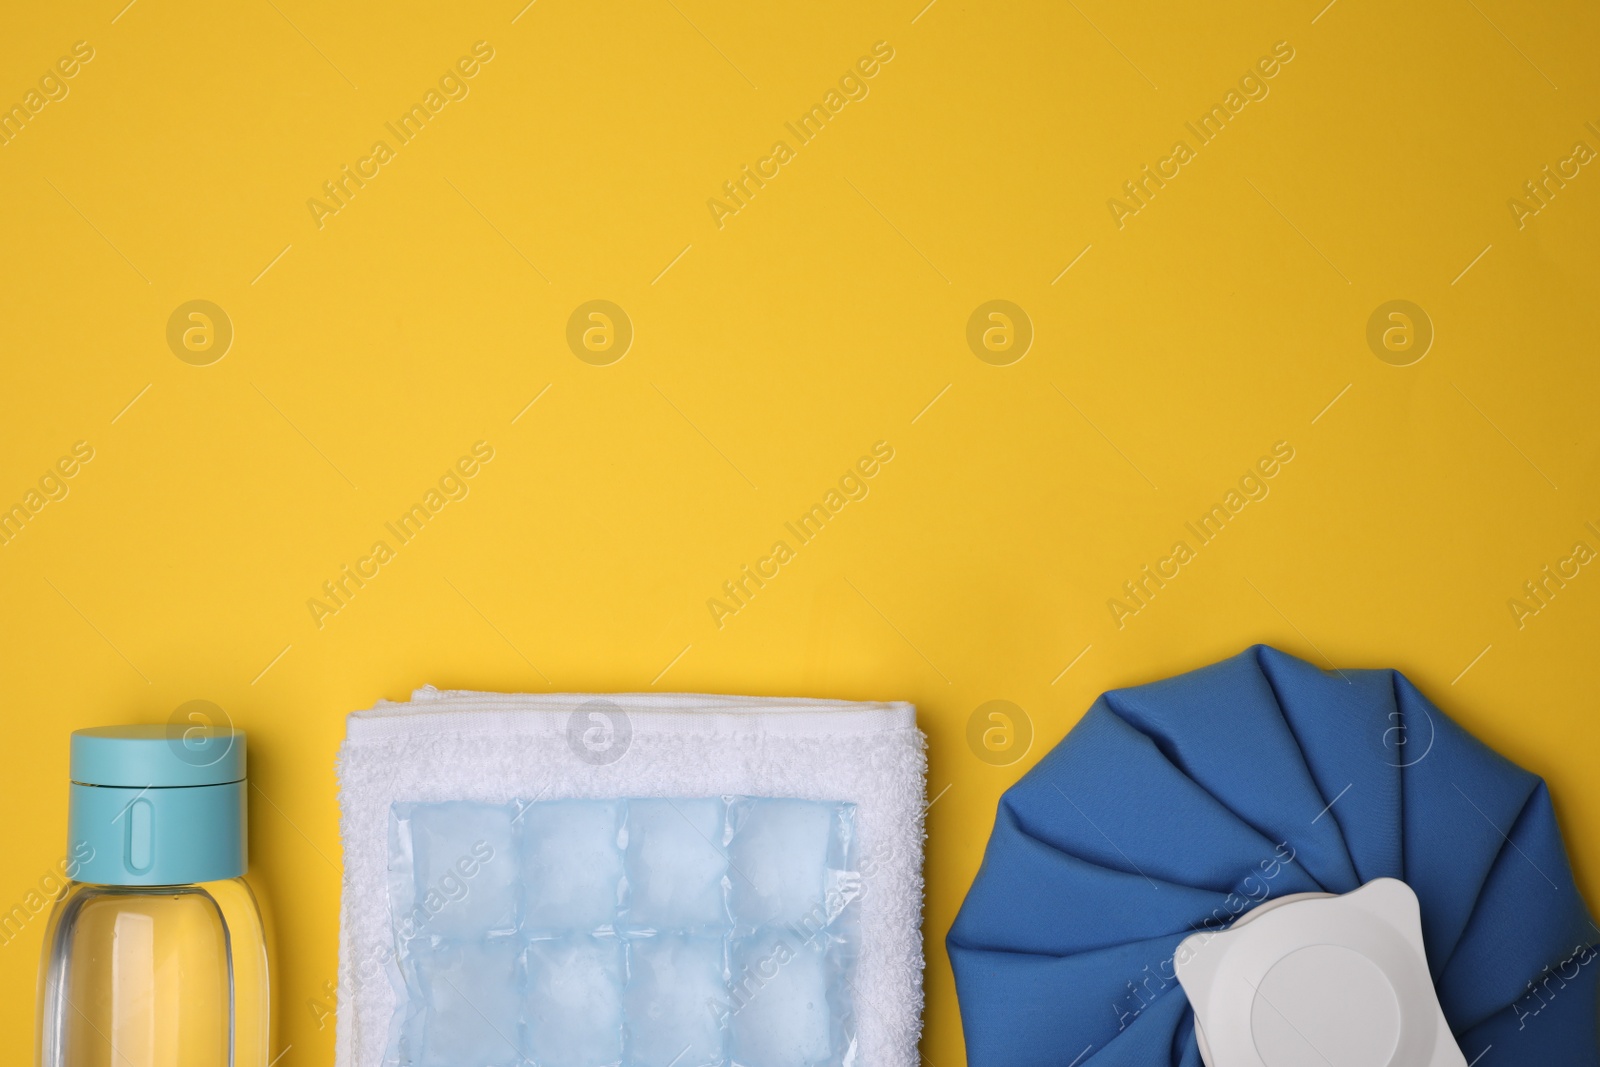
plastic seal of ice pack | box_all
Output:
[1175,879,1466,1067]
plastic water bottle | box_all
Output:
[35,725,269,1067]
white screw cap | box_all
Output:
[1174,878,1467,1067]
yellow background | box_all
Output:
[3,0,1599,1063]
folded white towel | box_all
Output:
[335,688,927,1067]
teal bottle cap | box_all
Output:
[71,723,245,787]
[67,725,248,886]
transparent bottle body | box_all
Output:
[37,878,269,1067]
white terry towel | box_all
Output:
[334,688,927,1067]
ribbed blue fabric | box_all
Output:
[948,646,1599,1066]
